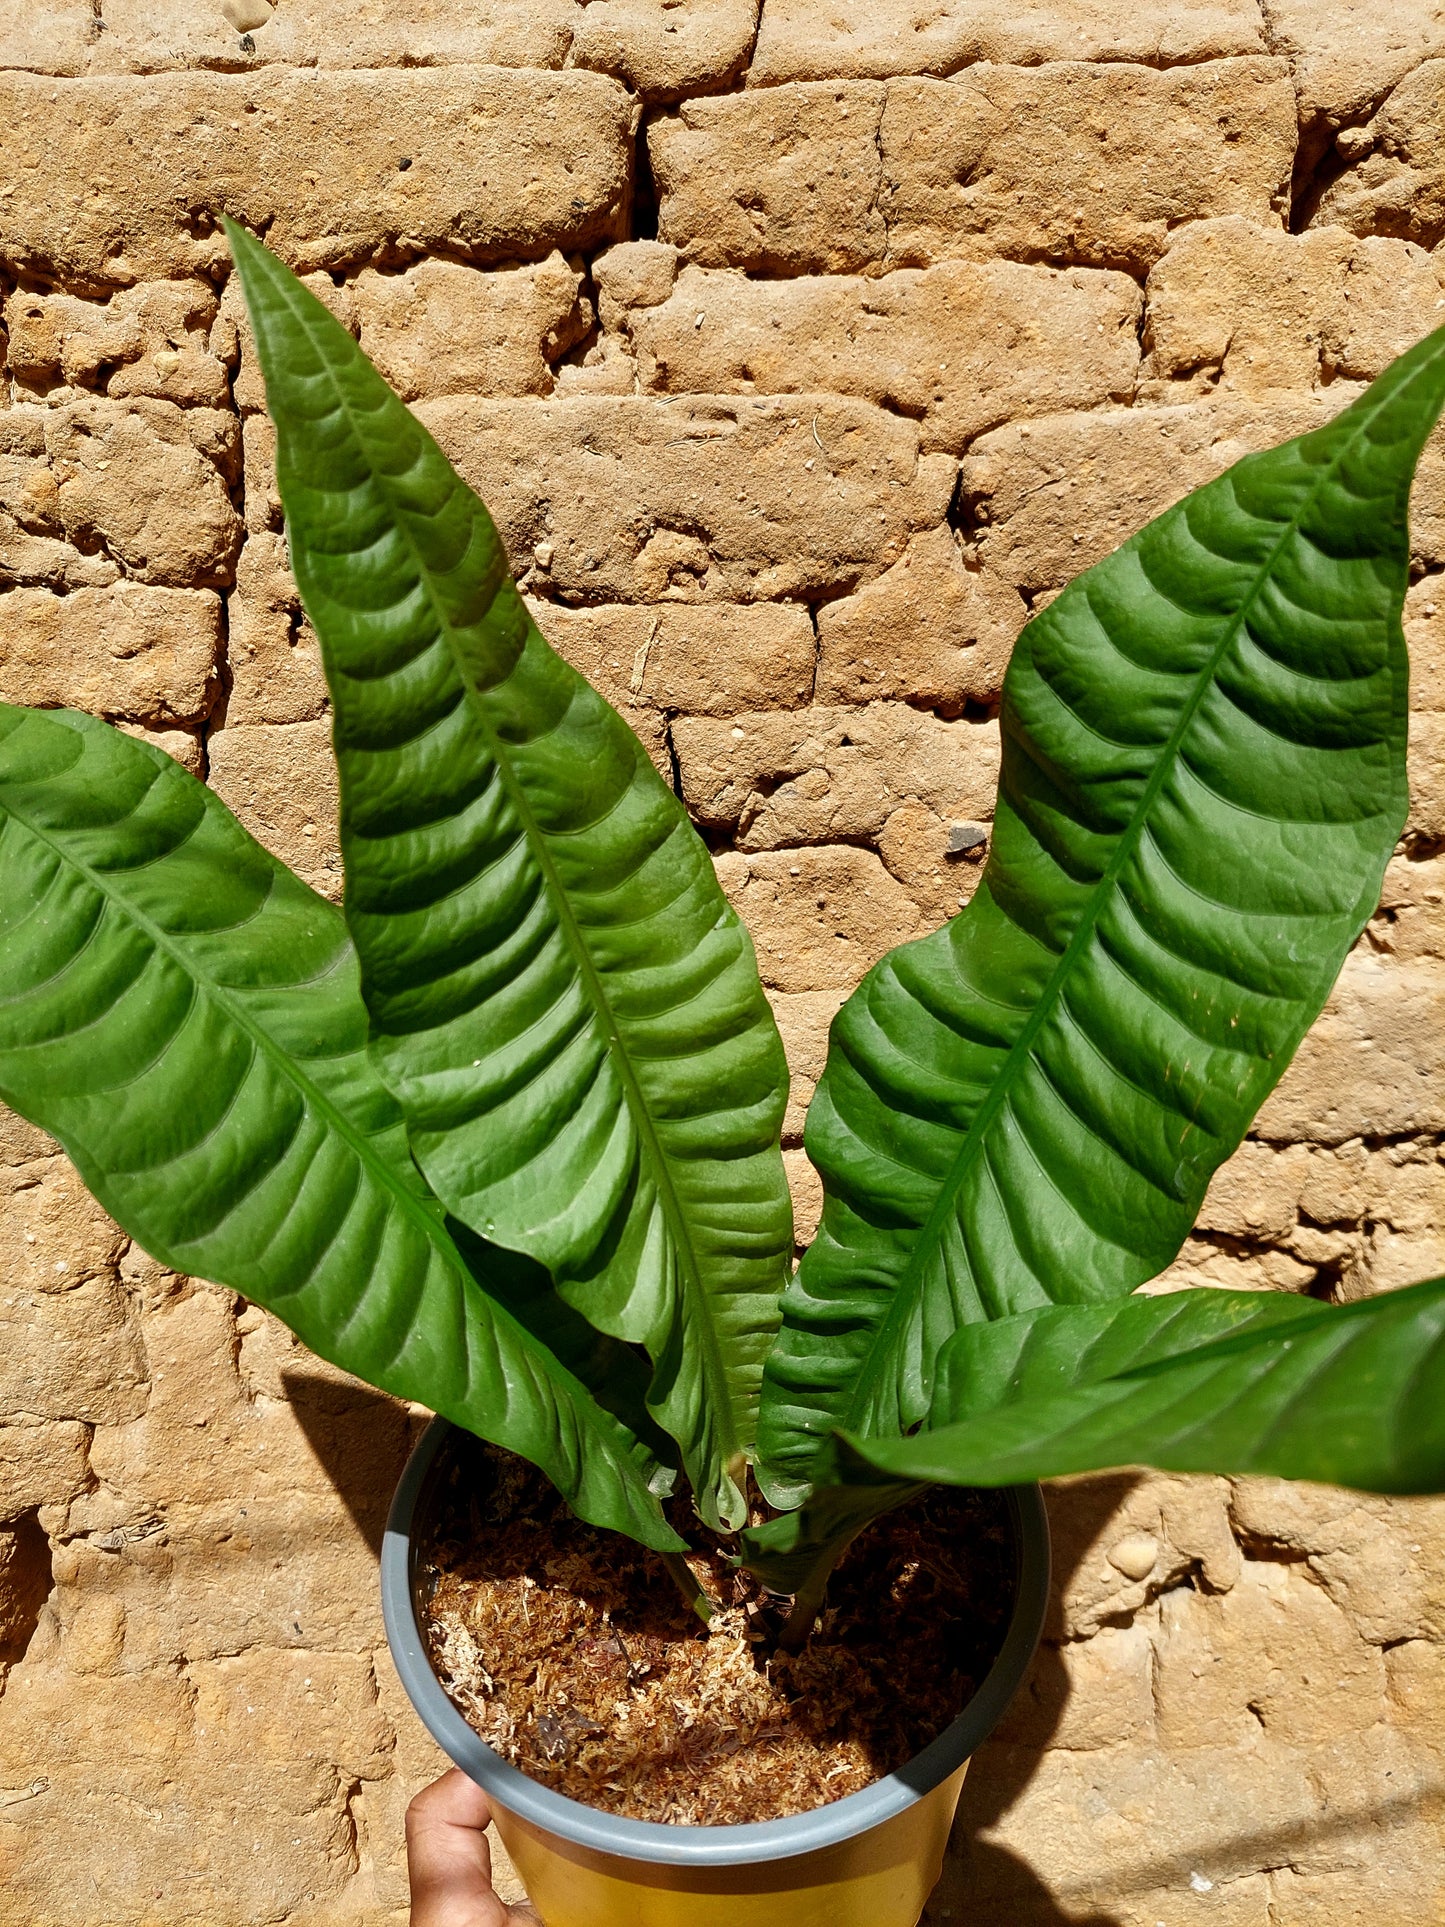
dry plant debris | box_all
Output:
[420,1437,1014,1825]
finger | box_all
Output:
[407,1769,507,1927]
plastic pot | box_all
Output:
[382,1417,1051,1927]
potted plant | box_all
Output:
[0,222,1442,1925]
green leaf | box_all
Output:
[0,703,683,1553]
[225,221,792,1534]
[758,327,1445,1503]
[447,1217,679,1480]
[738,1460,923,1604]
[846,1281,1445,1495]
[742,1279,1445,1597]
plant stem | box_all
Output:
[776,1573,830,1652]
[741,1465,927,1652]
[662,1550,714,1627]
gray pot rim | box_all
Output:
[381,1416,1051,1869]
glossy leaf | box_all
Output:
[743,1279,1445,1593]
[846,1281,1445,1494]
[448,1215,678,1476]
[0,703,683,1553]
[759,327,1445,1502]
[226,222,792,1532]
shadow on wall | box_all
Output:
[279,1365,419,1558]
[927,1474,1445,1925]
[924,1475,1139,1927]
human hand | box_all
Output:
[407,1768,542,1926]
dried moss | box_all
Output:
[419,1437,1015,1826]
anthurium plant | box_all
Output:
[2,223,1443,1647]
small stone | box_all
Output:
[1106,1533,1160,1581]
[0,584,222,726]
[1312,58,1445,246]
[416,393,952,606]
[751,0,1266,81]
[674,705,998,855]
[946,821,988,856]
[354,254,589,403]
[630,257,1141,459]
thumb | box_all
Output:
[406,1769,541,1926]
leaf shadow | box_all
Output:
[278,1365,419,1558]
[923,1474,1139,1927]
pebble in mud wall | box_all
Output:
[1,3,1444,1922]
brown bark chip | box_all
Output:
[419,1437,1015,1826]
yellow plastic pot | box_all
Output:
[382,1420,1050,1927]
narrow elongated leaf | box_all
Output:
[0,703,682,1553]
[759,327,1445,1502]
[743,1278,1445,1591]
[844,1281,1445,1494]
[227,222,791,1532]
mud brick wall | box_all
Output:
[2,4,1444,1922]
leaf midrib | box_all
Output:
[1,737,674,1491]
[0,729,498,1322]
[871,1287,1445,1475]
[840,368,1425,1442]
[264,264,749,1499]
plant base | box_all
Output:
[421,1432,1014,1824]
[382,1421,1050,1927]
